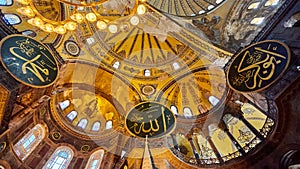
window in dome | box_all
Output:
[284,12,300,28]
[91,122,101,131]
[183,107,193,117]
[43,146,74,169]
[66,111,77,121]
[170,105,178,115]
[78,119,88,129]
[248,2,260,9]
[0,0,12,6]
[172,62,180,70]
[3,13,21,25]
[86,37,95,45]
[250,17,265,25]
[265,0,280,6]
[13,124,46,160]
[207,5,215,10]
[216,0,223,4]
[85,149,104,169]
[208,96,220,106]
[105,120,113,129]
[22,30,37,37]
[112,61,120,69]
[59,100,70,111]
[144,69,151,77]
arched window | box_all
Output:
[86,37,95,45]
[59,100,70,111]
[78,119,88,129]
[22,30,37,37]
[105,120,113,129]
[208,96,220,106]
[170,105,178,115]
[0,0,12,6]
[250,17,265,25]
[85,149,104,169]
[265,0,280,6]
[13,124,46,160]
[43,146,74,169]
[66,111,77,121]
[3,14,21,25]
[172,62,180,70]
[144,69,151,77]
[91,122,101,131]
[112,61,120,69]
[183,107,193,117]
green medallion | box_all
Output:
[227,40,290,92]
[125,102,176,138]
[0,35,59,88]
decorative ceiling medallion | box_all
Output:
[227,40,290,92]
[0,35,59,88]
[64,40,81,57]
[125,102,176,138]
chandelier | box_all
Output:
[15,0,147,34]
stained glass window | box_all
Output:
[13,124,46,160]
[43,146,74,169]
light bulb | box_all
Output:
[15,0,30,5]
[137,4,146,15]
[54,25,66,34]
[64,21,77,31]
[130,16,139,25]
[33,17,44,27]
[85,13,97,22]
[71,13,84,23]
[96,20,107,30]
[43,23,54,32]
[16,6,35,18]
[108,25,118,33]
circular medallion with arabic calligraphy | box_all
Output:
[125,102,176,138]
[227,40,290,92]
[0,35,59,88]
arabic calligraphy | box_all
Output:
[125,102,176,138]
[227,40,290,92]
[0,35,58,87]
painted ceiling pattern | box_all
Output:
[0,0,287,168]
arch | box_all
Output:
[84,149,104,169]
[170,105,178,115]
[66,110,78,121]
[22,30,37,37]
[112,61,120,69]
[105,120,113,129]
[59,100,70,111]
[3,13,21,25]
[208,96,220,106]
[78,118,88,129]
[91,121,101,131]
[0,0,12,6]
[144,69,151,77]
[183,107,193,117]
[13,124,46,160]
[43,146,74,169]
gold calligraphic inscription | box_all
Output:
[227,40,290,92]
[125,102,176,138]
[0,35,59,88]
